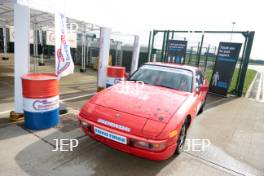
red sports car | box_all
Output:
[79,63,208,160]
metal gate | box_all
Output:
[147,30,255,96]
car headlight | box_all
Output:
[79,120,89,128]
[132,139,167,152]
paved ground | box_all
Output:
[1,54,264,176]
[1,97,263,176]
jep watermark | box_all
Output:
[184,138,211,152]
[52,138,79,152]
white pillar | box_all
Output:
[39,28,44,65]
[80,31,86,71]
[33,28,37,72]
[83,32,86,70]
[33,24,36,57]
[86,37,90,65]
[131,35,140,74]
[81,32,84,69]
[97,27,111,90]
[3,25,7,58]
[14,4,30,113]
[33,29,35,56]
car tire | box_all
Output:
[175,120,188,155]
[198,101,205,115]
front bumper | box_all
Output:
[78,116,177,161]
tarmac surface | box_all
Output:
[1,54,264,176]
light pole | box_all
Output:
[230,22,236,41]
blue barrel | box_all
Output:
[22,73,59,130]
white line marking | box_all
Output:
[0,93,96,114]
[60,92,96,102]
[256,72,262,102]
[259,71,264,103]
[0,109,13,115]
[245,72,258,98]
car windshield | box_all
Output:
[129,65,193,92]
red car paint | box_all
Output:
[79,63,208,160]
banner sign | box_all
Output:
[209,42,242,96]
[46,30,77,48]
[9,27,34,44]
[167,40,187,64]
[46,31,55,46]
[55,12,74,77]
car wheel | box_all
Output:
[198,101,205,115]
[175,121,187,155]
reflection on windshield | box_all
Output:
[129,65,193,92]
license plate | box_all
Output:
[94,127,127,144]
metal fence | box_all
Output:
[148,30,255,96]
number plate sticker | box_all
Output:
[94,127,127,144]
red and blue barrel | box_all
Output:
[106,66,126,87]
[22,73,59,130]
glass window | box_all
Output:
[195,70,204,88]
[129,65,193,92]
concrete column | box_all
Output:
[33,23,38,72]
[130,35,140,74]
[14,4,30,113]
[33,23,37,57]
[32,29,35,56]
[80,31,86,72]
[83,32,86,69]
[3,25,8,59]
[97,27,111,91]
[38,28,44,66]
[33,28,37,72]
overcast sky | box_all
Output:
[23,0,264,60]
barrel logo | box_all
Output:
[114,78,121,84]
[33,99,58,111]
[23,96,59,112]
[106,77,123,87]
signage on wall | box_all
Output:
[209,42,242,96]
[8,26,77,48]
[167,40,187,64]
[9,27,34,44]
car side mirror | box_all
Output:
[199,85,208,92]
[204,79,208,86]
[124,72,129,80]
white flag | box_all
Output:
[55,12,74,77]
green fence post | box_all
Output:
[150,30,156,62]
[188,47,193,64]
[235,34,248,92]
[204,45,210,72]
[164,30,170,61]
[147,31,152,62]
[197,34,204,67]
[161,31,166,62]
[237,31,255,96]
[196,42,200,65]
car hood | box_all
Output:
[90,82,189,123]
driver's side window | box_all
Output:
[195,71,204,89]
